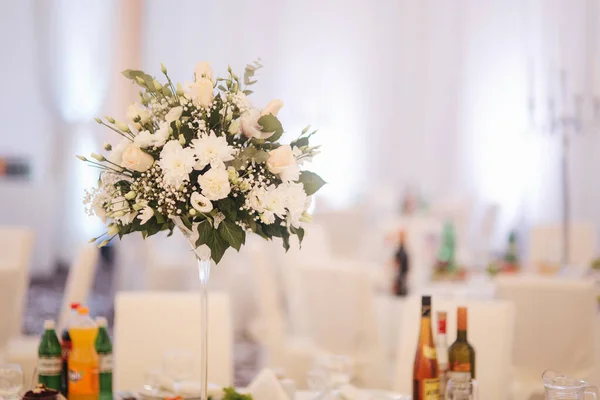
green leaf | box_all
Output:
[281,228,291,252]
[218,220,245,251]
[122,69,146,80]
[253,150,269,163]
[264,223,282,238]
[258,115,284,142]
[218,85,227,91]
[298,171,326,195]
[216,198,237,220]
[206,233,229,263]
[162,85,172,97]
[291,226,305,245]
[301,125,311,134]
[180,215,193,231]
[243,90,253,95]
[291,137,309,148]
[195,220,212,248]
[155,212,165,224]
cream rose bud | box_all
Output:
[228,118,241,135]
[121,144,154,172]
[190,78,214,108]
[165,106,183,123]
[261,99,284,117]
[194,61,213,82]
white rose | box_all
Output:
[165,106,183,123]
[121,144,154,172]
[194,61,213,82]
[267,145,300,182]
[190,78,214,108]
[240,109,274,140]
[197,168,231,200]
[190,192,213,212]
[261,99,284,117]
[108,137,130,165]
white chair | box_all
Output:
[496,276,597,400]
[114,291,233,391]
[4,245,99,389]
[292,262,388,388]
[528,223,597,271]
[248,244,325,387]
[0,227,34,349]
[392,296,515,400]
[312,208,366,259]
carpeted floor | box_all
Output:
[23,255,260,386]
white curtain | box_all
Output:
[35,0,116,263]
[141,0,600,243]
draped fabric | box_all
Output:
[34,0,116,262]
[142,0,600,241]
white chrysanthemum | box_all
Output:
[282,182,308,228]
[197,168,231,200]
[127,103,152,123]
[159,140,196,188]
[191,132,236,170]
[153,121,170,147]
[134,130,154,148]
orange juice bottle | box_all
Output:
[69,306,99,400]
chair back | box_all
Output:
[0,227,34,346]
[57,245,99,332]
[393,296,515,400]
[496,276,597,381]
[293,261,387,387]
[528,223,596,269]
[114,291,233,390]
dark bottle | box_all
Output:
[394,231,409,296]
[413,296,439,400]
[95,317,113,400]
[38,320,62,391]
[448,307,476,380]
[61,302,80,396]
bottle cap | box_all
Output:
[77,306,90,316]
[70,302,81,310]
[96,317,107,327]
[421,296,431,306]
[457,306,468,331]
[43,320,55,330]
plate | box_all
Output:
[138,383,222,400]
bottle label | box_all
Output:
[98,354,113,373]
[421,305,431,317]
[451,362,472,373]
[423,345,437,360]
[449,371,472,382]
[422,378,440,400]
[438,319,447,334]
[38,357,61,376]
[61,340,72,362]
[69,362,99,395]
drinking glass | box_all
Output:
[446,377,478,400]
[143,368,162,395]
[308,355,352,400]
[163,350,194,394]
[0,364,23,400]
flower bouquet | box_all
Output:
[80,60,324,400]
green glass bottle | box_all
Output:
[448,307,476,380]
[435,222,457,273]
[95,317,113,400]
[38,320,62,391]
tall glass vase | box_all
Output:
[173,218,212,400]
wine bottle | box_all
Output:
[448,307,476,380]
[436,311,449,398]
[413,296,440,400]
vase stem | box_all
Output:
[197,258,211,400]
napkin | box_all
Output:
[338,384,372,400]
[247,369,290,400]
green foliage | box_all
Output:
[298,171,326,195]
[218,220,245,251]
[222,387,253,400]
[243,60,263,87]
[258,114,284,142]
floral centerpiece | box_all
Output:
[81,60,324,263]
[80,60,325,400]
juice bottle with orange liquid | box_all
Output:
[69,306,99,400]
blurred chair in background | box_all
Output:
[393,296,515,400]
[0,227,34,349]
[290,262,388,388]
[496,276,597,400]
[528,223,597,273]
[4,244,99,389]
[114,292,233,391]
